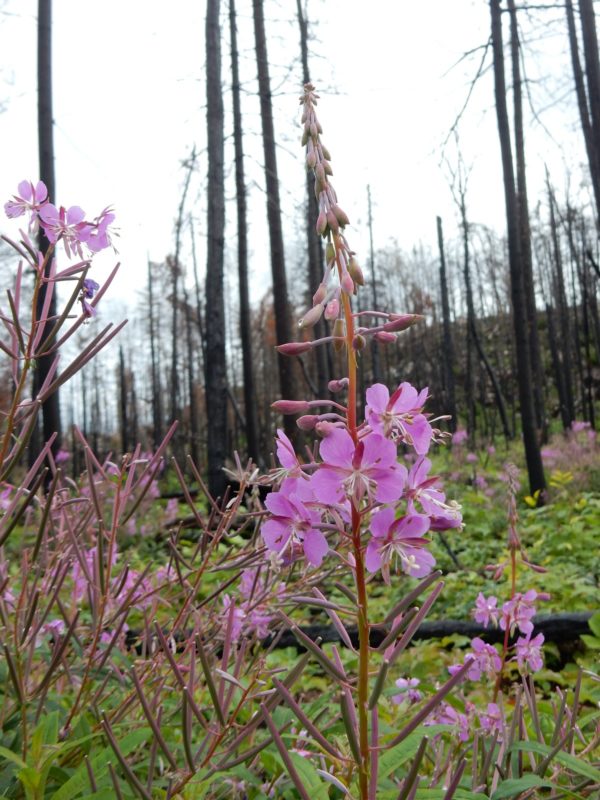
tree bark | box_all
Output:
[490,0,546,496]
[253,0,297,440]
[436,216,457,432]
[205,0,228,498]
[33,0,61,469]
[230,0,260,464]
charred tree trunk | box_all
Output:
[183,288,200,465]
[148,259,163,448]
[436,216,457,432]
[205,0,228,498]
[508,0,546,434]
[230,0,260,464]
[118,345,129,454]
[253,0,297,439]
[32,0,60,469]
[490,0,546,496]
[579,0,600,226]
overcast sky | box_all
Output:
[0,0,588,312]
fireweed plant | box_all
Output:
[0,117,597,798]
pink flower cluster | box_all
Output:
[4,179,116,259]
[261,381,461,579]
[221,568,283,641]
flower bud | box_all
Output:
[348,256,364,285]
[315,420,335,437]
[310,122,318,139]
[272,400,310,414]
[353,333,366,351]
[325,242,335,266]
[332,318,345,352]
[315,212,328,236]
[324,297,340,321]
[333,205,350,228]
[341,270,355,295]
[326,209,339,234]
[374,331,396,344]
[323,160,333,176]
[306,150,317,170]
[297,414,319,431]
[328,377,349,393]
[299,303,324,329]
[321,145,331,160]
[312,282,327,306]
[301,125,310,146]
[315,163,326,185]
[277,341,313,356]
[383,314,424,333]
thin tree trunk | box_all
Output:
[148,259,163,448]
[205,0,228,498]
[490,0,545,496]
[33,0,60,469]
[436,216,457,432]
[508,0,545,433]
[253,0,297,440]
[118,345,128,454]
[183,288,200,465]
[230,0,260,464]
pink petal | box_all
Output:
[34,181,48,203]
[264,491,296,518]
[319,427,355,468]
[372,466,406,503]
[409,416,433,455]
[370,507,395,539]
[276,429,297,469]
[311,466,345,504]
[365,383,389,415]
[17,180,32,200]
[361,433,398,469]
[303,529,328,566]
[66,206,85,225]
[261,518,291,553]
[391,382,419,413]
[39,203,58,223]
[365,540,382,573]
[394,512,430,539]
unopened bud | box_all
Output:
[277,341,313,356]
[297,414,319,431]
[353,333,366,351]
[315,212,328,236]
[328,377,349,393]
[310,123,318,139]
[333,205,350,228]
[312,282,327,306]
[326,209,340,234]
[348,256,364,285]
[374,331,396,344]
[272,400,310,414]
[301,125,310,146]
[299,304,324,329]
[315,420,335,437]
[341,270,355,295]
[324,297,340,321]
[306,150,317,170]
[323,160,333,176]
[321,145,331,160]
[383,314,424,333]
[315,163,326,185]
[325,242,335,265]
[332,318,345,351]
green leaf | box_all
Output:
[50,727,151,800]
[587,610,600,637]
[509,740,600,783]
[491,775,552,799]
[288,752,329,800]
[0,745,27,770]
[379,726,448,780]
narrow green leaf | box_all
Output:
[509,740,600,783]
[491,775,552,799]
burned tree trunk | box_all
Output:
[436,216,457,432]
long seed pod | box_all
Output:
[340,691,361,765]
[260,703,312,800]
[272,677,342,759]
[397,736,428,800]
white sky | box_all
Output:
[0,0,589,313]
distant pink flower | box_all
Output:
[473,593,499,628]
[392,676,422,705]
[365,382,433,454]
[450,637,501,681]
[312,428,406,508]
[426,702,470,741]
[365,508,433,581]
[478,703,503,737]
[515,633,544,673]
[466,452,477,464]
[39,203,91,257]
[500,590,542,636]
[452,429,468,446]
[55,448,70,464]
[487,445,496,456]
[571,420,590,433]
[4,180,47,222]
[261,482,327,566]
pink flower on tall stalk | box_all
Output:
[261,482,327,567]
[473,592,500,628]
[500,589,541,636]
[312,428,406,508]
[515,632,545,673]
[4,180,48,222]
[38,203,91,258]
[365,507,433,582]
[365,382,433,454]
[87,208,116,252]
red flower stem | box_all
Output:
[334,232,370,797]
[493,547,518,702]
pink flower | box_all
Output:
[500,590,540,636]
[4,180,48,222]
[392,676,422,705]
[425,702,470,741]
[365,382,432,454]
[473,593,499,628]
[365,508,434,581]
[452,429,468,446]
[466,452,478,464]
[478,703,503,737]
[39,203,91,258]
[87,209,116,253]
[515,633,544,673]
[312,428,406,508]
[405,456,462,529]
[261,482,327,567]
